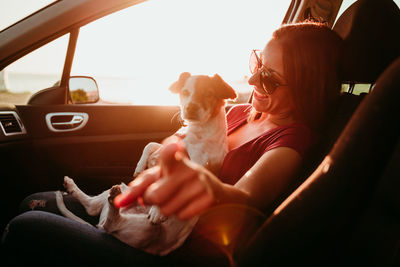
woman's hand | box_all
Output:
[114,142,220,220]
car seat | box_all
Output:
[298,0,400,186]
[333,0,400,83]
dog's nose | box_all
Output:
[185,103,199,117]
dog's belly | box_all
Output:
[109,210,197,256]
[112,212,161,248]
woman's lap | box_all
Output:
[2,191,160,266]
[2,210,161,266]
[2,191,229,266]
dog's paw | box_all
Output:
[108,185,121,205]
[147,206,167,225]
[63,176,77,194]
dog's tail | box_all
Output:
[55,191,93,227]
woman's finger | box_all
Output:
[143,142,197,204]
[177,193,214,220]
[159,178,206,216]
[114,166,161,208]
[143,155,196,204]
[159,141,186,175]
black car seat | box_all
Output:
[235,0,400,265]
[334,0,400,83]
[321,0,400,160]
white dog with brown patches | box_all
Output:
[56,72,236,256]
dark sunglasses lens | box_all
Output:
[260,73,277,95]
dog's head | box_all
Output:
[169,72,237,122]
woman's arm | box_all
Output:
[232,146,302,210]
[115,142,302,219]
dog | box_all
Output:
[55,72,237,256]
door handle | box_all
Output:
[45,112,89,132]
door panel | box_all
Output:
[15,104,181,193]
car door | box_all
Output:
[0,0,183,232]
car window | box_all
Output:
[71,0,291,105]
[0,34,69,105]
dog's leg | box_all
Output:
[63,176,108,216]
[133,142,162,177]
[101,185,122,232]
[55,191,93,227]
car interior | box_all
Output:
[0,0,400,266]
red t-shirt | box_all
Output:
[219,104,312,185]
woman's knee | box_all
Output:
[3,211,64,245]
[19,191,58,213]
[18,191,97,224]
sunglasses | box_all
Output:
[249,49,288,95]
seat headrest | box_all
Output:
[333,0,400,83]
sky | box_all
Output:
[73,0,289,81]
[0,0,290,81]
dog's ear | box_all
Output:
[212,74,237,100]
[169,72,191,94]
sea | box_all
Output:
[0,71,252,105]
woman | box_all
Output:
[2,21,343,266]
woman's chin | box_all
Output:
[253,90,269,101]
[252,93,270,111]
[252,100,268,113]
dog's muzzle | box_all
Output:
[184,103,199,120]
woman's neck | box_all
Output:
[258,111,297,126]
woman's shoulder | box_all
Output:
[279,122,311,136]
[263,122,312,157]
[274,122,312,144]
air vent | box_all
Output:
[0,111,26,136]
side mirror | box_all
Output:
[68,76,100,104]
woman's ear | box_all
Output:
[169,72,191,93]
[212,74,237,100]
